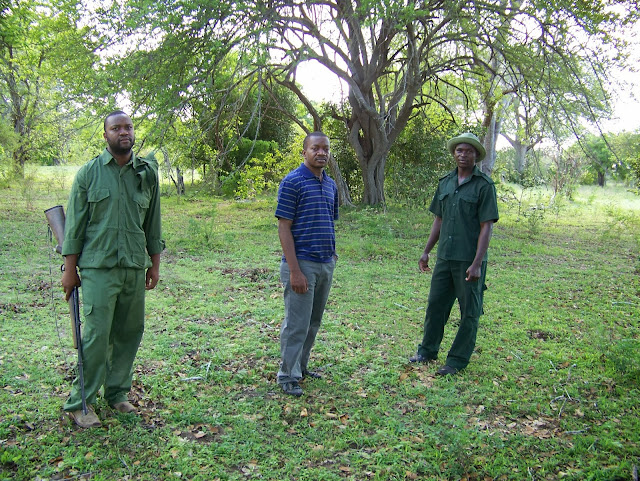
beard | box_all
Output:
[107,136,135,155]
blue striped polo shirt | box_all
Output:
[275,163,339,263]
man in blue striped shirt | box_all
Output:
[275,132,339,396]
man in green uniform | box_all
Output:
[61,110,164,428]
[409,133,499,376]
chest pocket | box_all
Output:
[87,188,110,224]
[134,191,151,225]
[438,192,449,216]
[134,191,150,209]
[459,194,479,218]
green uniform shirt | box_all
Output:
[62,149,165,268]
[429,165,499,262]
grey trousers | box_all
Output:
[277,258,335,384]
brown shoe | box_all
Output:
[68,406,102,428]
[110,401,137,414]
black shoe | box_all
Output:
[435,365,459,376]
[302,370,322,379]
[409,353,434,363]
[281,381,303,396]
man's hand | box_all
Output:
[145,265,160,290]
[289,269,308,294]
[61,254,81,301]
[466,221,494,282]
[465,263,482,282]
[61,269,81,301]
[418,252,431,272]
[418,217,441,273]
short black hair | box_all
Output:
[104,110,129,131]
[303,131,329,149]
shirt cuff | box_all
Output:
[147,239,166,255]
[61,239,84,256]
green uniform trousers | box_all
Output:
[417,259,487,370]
[64,267,146,411]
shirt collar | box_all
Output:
[299,162,324,180]
[100,148,136,166]
[450,165,481,180]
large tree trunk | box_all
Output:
[360,151,386,205]
[503,132,535,176]
[10,83,28,178]
[513,141,529,174]
[481,113,502,176]
[348,123,389,206]
[176,167,185,195]
[346,92,397,206]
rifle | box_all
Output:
[44,205,87,416]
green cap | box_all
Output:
[447,133,486,161]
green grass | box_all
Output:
[1,175,639,480]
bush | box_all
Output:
[231,148,299,199]
[385,116,464,207]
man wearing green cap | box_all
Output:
[409,133,499,376]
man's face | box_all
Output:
[104,113,135,155]
[453,143,477,169]
[302,135,330,172]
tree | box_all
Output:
[501,97,544,176]
[462,0,630,178]
[260,0,634,205]
[575,131,640,187]
[606,130,640,183]
[0,0,99,177]
[86,1,300,193]
[572,134,613,186]
[74,0,636,205]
